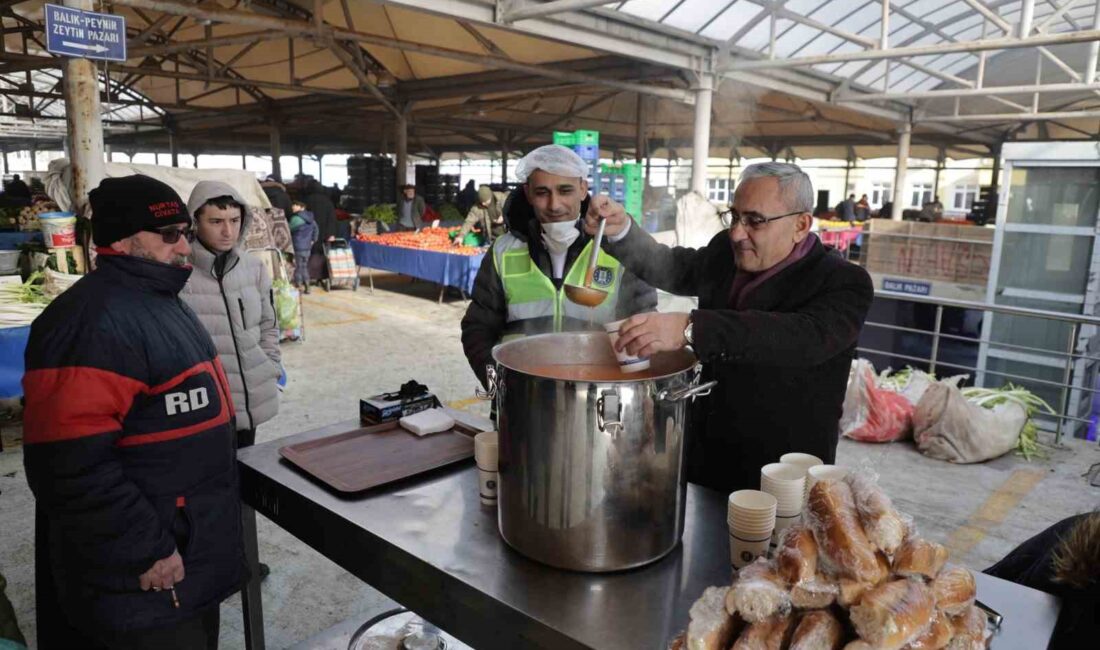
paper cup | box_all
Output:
[730,528,773,569]
[780,453,824,471]
[474,431,499,506]
[761,463,807,516]
[807,464,848,494]
[604,318,650,373]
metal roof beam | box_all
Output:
[111,0,694,102]
[838,80,1100,101]
[751,0,878,49]
[916,109,1100,122]
[723,28,1100,70]
[498,0,617,23]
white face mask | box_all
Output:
[540,219,580,255]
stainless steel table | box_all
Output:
[237,419,1061,650]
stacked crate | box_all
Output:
[598,163,643,223]
[552,130,601,192]
[415,164,440,206]
[440,174,460,203]
[345,156,396,212]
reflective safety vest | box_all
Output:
[493,232,624,334]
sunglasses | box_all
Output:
[146,225,195,244]
[718,208,804,230]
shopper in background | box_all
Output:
[3,174,30,200]
[23,175,243,649]
[454,184,504,246]
[855,194,871,220]
[289,199,318,294]
[457,179,478,215]
[260,175,293,216]
[397,184,427,231]
[877,199,893,219]
[182,181,281,450]
[302,178,339,242]
[588,162,873,493]
[838,193,857,221]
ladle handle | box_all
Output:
[585,216,607,286]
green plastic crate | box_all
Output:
[553,131,576,146]
[575,130,599,145]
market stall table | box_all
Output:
[350,240,485,303]
[237,420,1062,650]
[0,231,42,250]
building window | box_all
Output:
[953,184,979,210]
[707,177,729,203]
[910,183,933,208]
[871,182,892,207]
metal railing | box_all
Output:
[861,290,1100,445]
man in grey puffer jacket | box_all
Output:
[182,181,281,449]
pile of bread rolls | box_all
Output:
[676,474,988,650]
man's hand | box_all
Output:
[583,194,630,238]
[139,550,185,592]
[615,312,691,358]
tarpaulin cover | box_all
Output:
[351,241,484,294]
[0,325,30,399]
[0,232,42,250]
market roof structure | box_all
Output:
[1,0,1098,161]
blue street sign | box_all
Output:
[44,4,126,62]
[883,278,932,296]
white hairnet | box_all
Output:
[514,144,589,183]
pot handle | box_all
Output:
[658,380,718,403]
[596,390,623,436]
[476,365,498,401]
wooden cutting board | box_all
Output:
[279,420,477,493]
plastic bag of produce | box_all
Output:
[912,382,1027,463]
[272,279,301,330]
[879,367,968,407]
[839,359,914,442]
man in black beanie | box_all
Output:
[22,175,245,649]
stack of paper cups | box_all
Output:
[760,462,807,545]
[807,464,849,496]
[474,431,499,507]
[780,453,824,502]
[727,490,778,569]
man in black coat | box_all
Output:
[589,162,873,493]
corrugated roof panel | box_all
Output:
[661,0,731,32]
[889,21,925,44]
[698,0,763,40]
[789,31,844,58]
[922,1,972,26]
[785,0,834,14]
[737,16,779,51]
[837,3,887,34]
[774,23,833,57]
[615,0,671,22]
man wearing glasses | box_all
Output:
[23,175,243,648]
[585,162,873,493]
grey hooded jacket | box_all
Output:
[181,181,281,432]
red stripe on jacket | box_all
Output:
[24,361,231,446]
[23,367,147,443]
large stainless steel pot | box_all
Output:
[480,332,715,572]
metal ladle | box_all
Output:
[563,215,610,307]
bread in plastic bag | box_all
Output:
[945,604,989,650]
[913,381,1026,463]
[932,566,977,616]
[686,586,737,650]
[789,609,844,650]
[730,613,796,650]
[905,609,953,650]
[776,525,818,586]
[840,360,914,443]
[849,578,936,650]
[727,558,791,624]
[790,577,839,609]
[805,479,889,583]
[845,471,910,556]
[893,538,949,580]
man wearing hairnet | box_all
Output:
[461,145,657,388]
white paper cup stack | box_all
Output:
[806,464,849,495]
[474,431,499,507]
[727,490,777,569]
[760,462,808,545]
[603,318,650,373]
[780,453,824,502]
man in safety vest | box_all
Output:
[461,145,657,388]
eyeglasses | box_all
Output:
[146,225,194,244]
[718,208,804,230]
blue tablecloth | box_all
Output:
[0,231,42,250]
[350,241,485,294]
[0,325,30,399]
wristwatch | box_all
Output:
[683,314,694,346]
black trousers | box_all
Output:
[101,608,219,650]
[237,428,256,449]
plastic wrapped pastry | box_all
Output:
[893,538,949,580]
[790,578,839,609]
[945,605,988,650]
[731,613,796,650]
[932,566,977,616]
[905,610,954,650]
[727,558,791,624]
[846,472,909,555]
[789,610,845,650]
[806,480,888,584]
[686,586,737,650]
[849,579,936,650]
[777,526,819,586]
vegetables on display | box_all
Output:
[363,204,397,225]
[355,227,482,256]
[961,385,1055,461]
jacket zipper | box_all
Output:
[218,274,252,429]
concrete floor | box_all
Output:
[1,270,1098,649]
